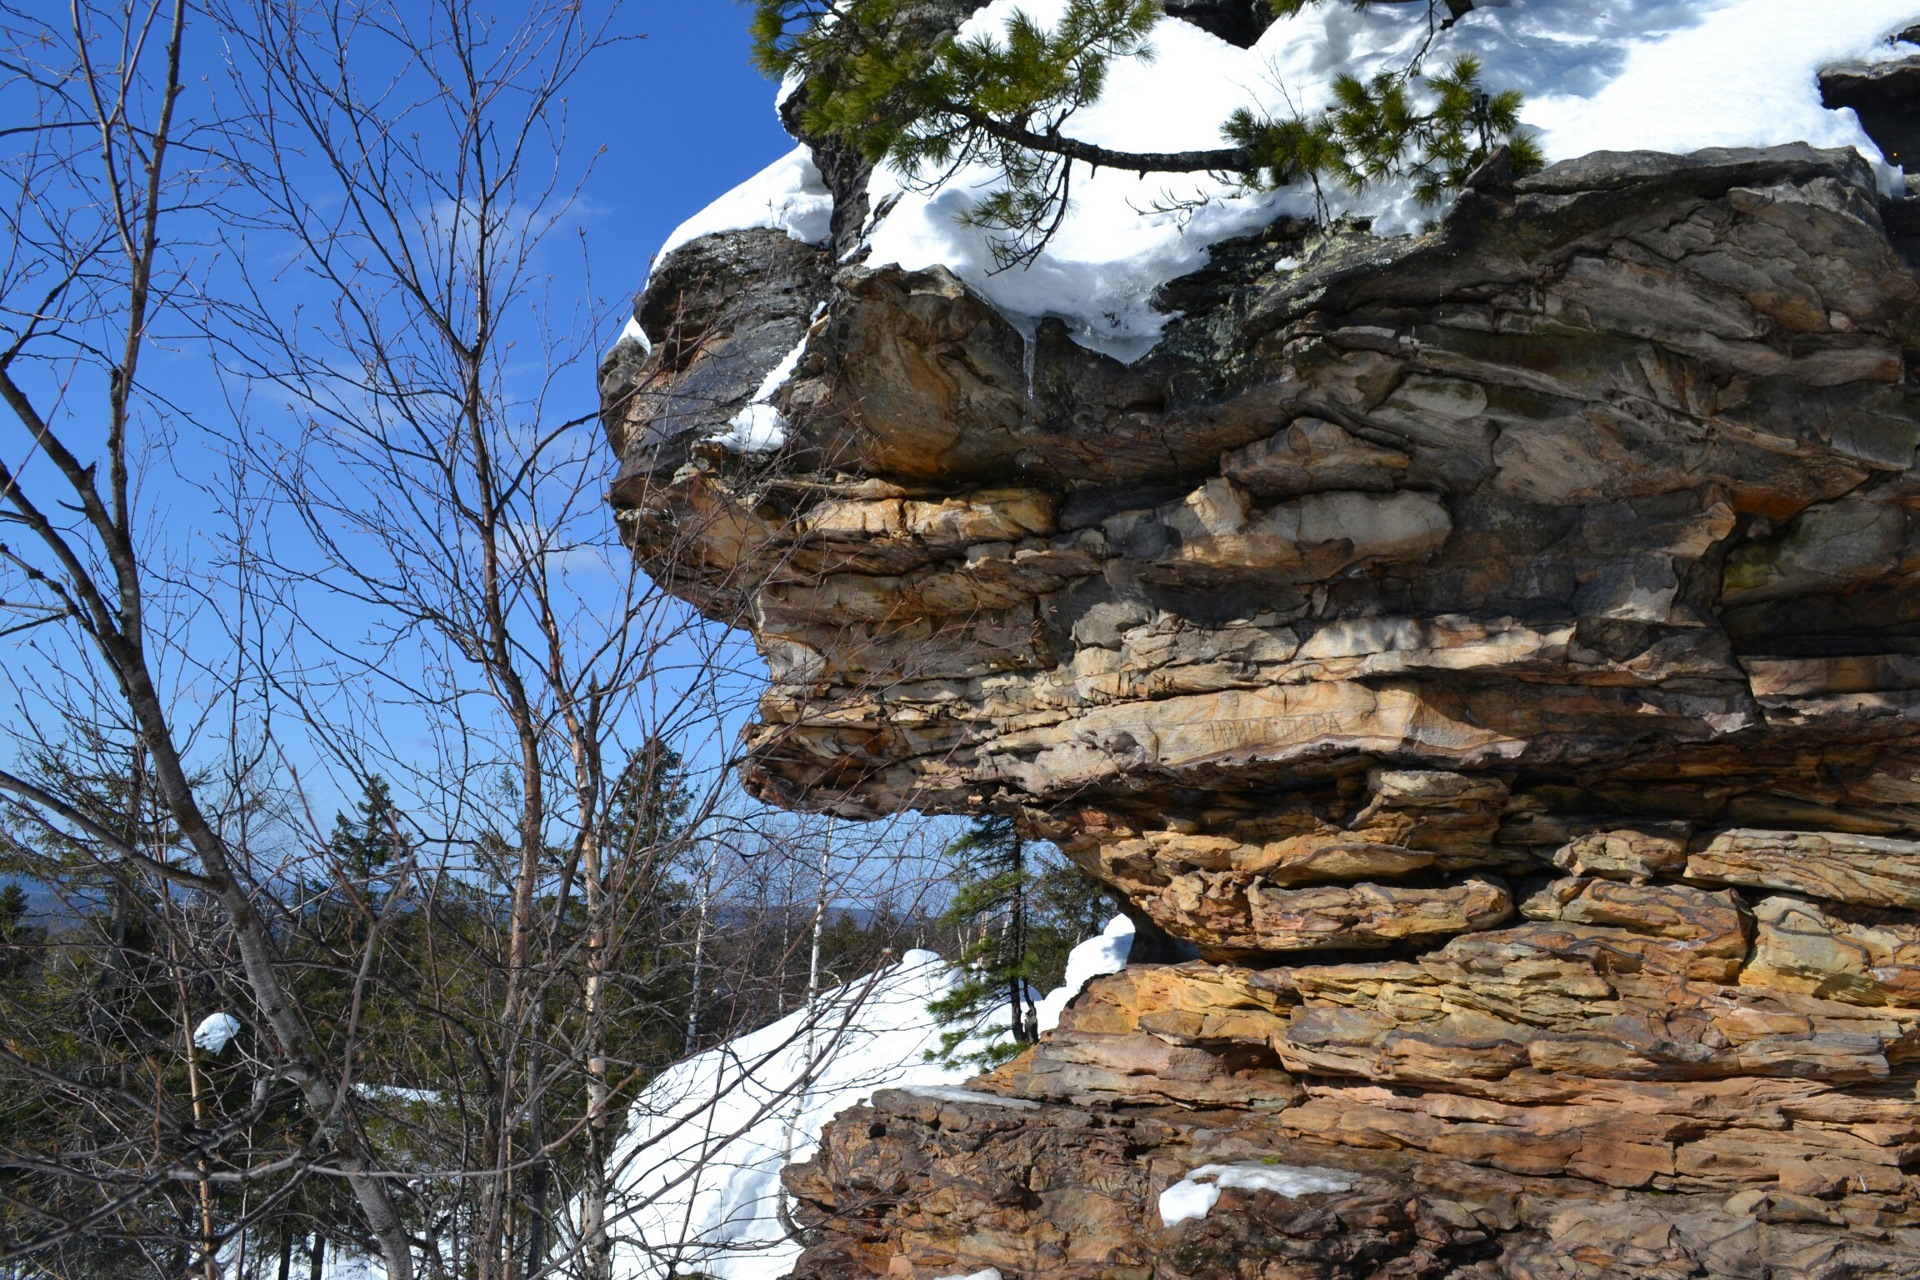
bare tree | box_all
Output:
[0,1,421,1274]
[205,2,886,1276]
[0,3,971,1276]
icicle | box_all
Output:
[1007,311,1041,401]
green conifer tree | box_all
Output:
[0,881,29,932]
[924,820,1117,1070]
[600,736,697,1062]
[925,814,1038,1070]
[0,882,39,980]
[327,774,410,883]
[607,738,690,859]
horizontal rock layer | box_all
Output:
[604,144,1920,1277]
[784,1084,1920,1280]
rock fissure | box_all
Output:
[605,141,1920,1276]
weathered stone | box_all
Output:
[1162,0,1276,48]
[1688,829,1920,910]
[993,1030,1302,1110]
[1552,826,1691,883]
[1219,416,1411,496]
[1742,893,1920,1007]
[987,965,1304,1107]
[783,1088,1920,1280]
[608,143,1920,1280]
[1241,876,1514,952]
[1517,877,1751,980]
[1821,54,1920,174]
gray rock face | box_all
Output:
[602,142,1920,1278]
[602,227,831,495]
[1822,53,1920,174]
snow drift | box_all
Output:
[650,0,1920,362]
[606,918,1135,1280]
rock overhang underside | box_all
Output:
[602,139,1920,1278]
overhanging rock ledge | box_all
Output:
[602,143,1920,1278]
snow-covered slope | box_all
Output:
[607,918,1135,1280]
[657,0,1920,362]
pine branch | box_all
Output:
[955,106,1250,175]
[758,0,1538,269]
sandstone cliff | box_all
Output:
[603,50,1920,1279]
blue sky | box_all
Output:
[577,3,794,337]
[0,2,802,838]
[1,0,965,886]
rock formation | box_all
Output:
[603,47,1920,1278]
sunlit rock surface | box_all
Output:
[603,142,1920,1277]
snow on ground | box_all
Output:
[643,1,1920,363]
[1037,913,1134,1033]
[318,1253,381,1280]
[297,920,1134,1279]
[1158,1163,1357,1227]
[606,918,1134,1280]
[606,953,967,1280]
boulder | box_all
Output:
[604,143,1920,1278]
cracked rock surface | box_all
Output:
[602,142,1920,1277]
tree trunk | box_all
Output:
[683,841,719,1055]
[1013,835,1033,1043]
[578,814,612,1280]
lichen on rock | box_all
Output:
[602,132,1920,1278]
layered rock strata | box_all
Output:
[603,141,1920,1276]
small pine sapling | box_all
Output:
[755,0,1178,267]
[1228,54,1541,213]
[1410,55,1543,199]
[925,814,1038,1070]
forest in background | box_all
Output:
[0,752,1107,1279]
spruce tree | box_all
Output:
[926,814,1038,1070]
[607,737,690,859]
[925,820,1118,1070]
[0,881,28,931]
[599,737,699,1063]
[327,774,409,884]
[0,882,38,980]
